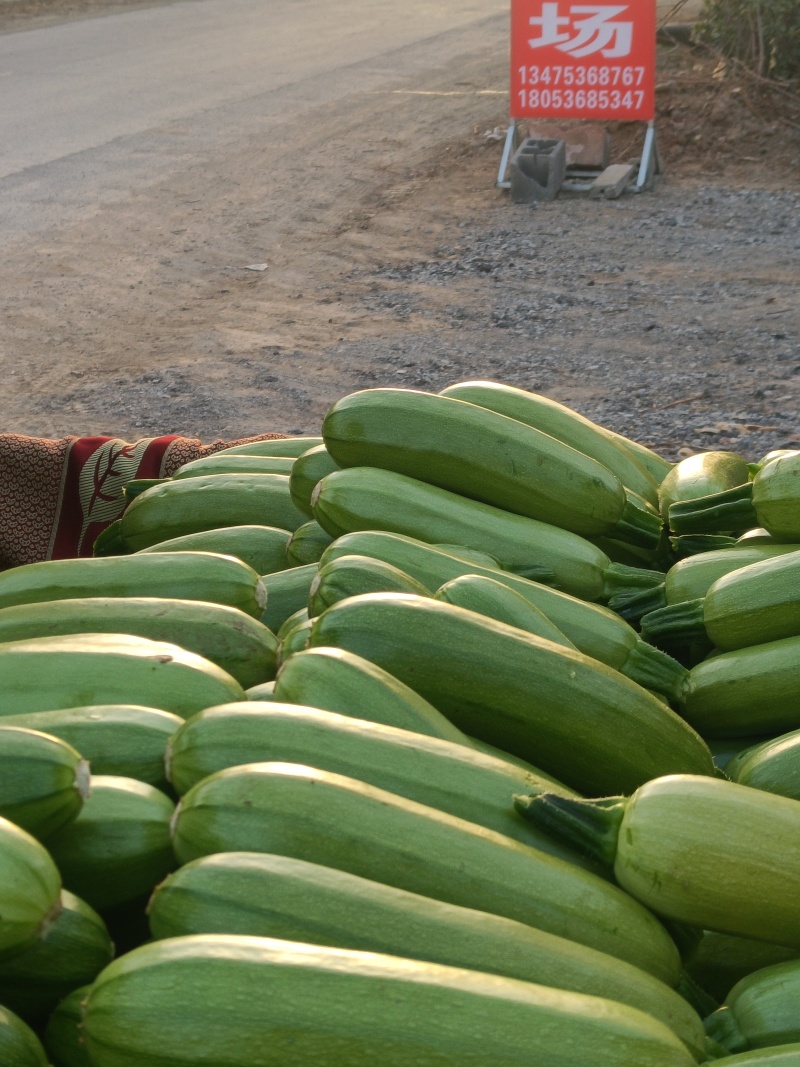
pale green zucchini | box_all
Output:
[608,430,674,485]
[110,473,307,551]
[316,531,687,701]
[82,934,696,1067]
[284,520,334,566]
[165,703,581,861]
[699,1044,800,1065]
[171,763,682,983]
[0,890,113,1025]
[313,467,664,603]
[439,380,660,506]
[308,593,713,796]
[679,635,800,737]
[276,608,309,640]
[658,452,750,522]
[684,930,798,1004]
[288,443,340,516]
[246,681,277,700]
[516,774,800,948]
[0,1005,48,1067]
[0,551,266,618]
[147,852,705,1058]
[0,596,279,689]
[260,564,318,632]
[0,727,88,840]
[43,985,93,1067]
[0,633,245,721]
[308,554,431,617]
[0,816,62,960]
[705,959,800,1053]
[726,730,800,800]
[0,705,181,789]
[215,436,323,458]
[137,524,292,575]
[173,454,295,479]
[45,776,176,912]
[434,574,576,649]
[323,389,660,546]
[277,619,313,663]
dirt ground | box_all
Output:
[1,1,798,462]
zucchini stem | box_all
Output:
[601,563,665,602]
[668,483,756,535]
[640,598,708,645]
[620,640,689,705]
[513,792,625,867]
[703,1007,749,1055]
[608,582,667,621]
[609,493,664,550]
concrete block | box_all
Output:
[524,123,610,169]
[509,138,567,204]
[589,163,635,199]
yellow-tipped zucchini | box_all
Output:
[216,435,323,458]
[308,553,431,617]
[705,959,800,1053]
[289,443,340,517]
[0,705,181,790]
[308,593,713,795]
[148,852,706,1058]
[0,1005,48,1067]
[81,934,697,1067]
[0,596,279,689]
[0,633,245,721]
[0,890,113,1025]
[137,524,292,575]
[0,727,89,841]
[323,389,661,546]
[46,776,176,913]
[171,762,682,983]
[658,451,750,522]
[440,380,660,506]
[285,520,334,565]
[0,816,62,960]
[515,774,800,948]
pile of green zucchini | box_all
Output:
[0,383,798,1067]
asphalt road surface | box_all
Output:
[0,0,507,239]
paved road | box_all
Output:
[0,0,507,238]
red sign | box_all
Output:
[511,1,656,121]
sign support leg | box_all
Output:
[635,120,660,190]
[496,120,518,189]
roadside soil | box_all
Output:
[1,1,798,463]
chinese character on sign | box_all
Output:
[528,3,633,58]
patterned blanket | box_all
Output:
[0,431,288,569]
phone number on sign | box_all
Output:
[517,87,646,111]
[518,65,647,87]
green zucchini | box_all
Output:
[0,705,182,790]
[171,763,682,983]
[0,633,245,721]
[147,852,706,1058]
[515,774,800,948]
[215,436,323,457]
[0,1005,48,1067]
[277,619,312,663]
[706,734,774,774]
[289,444,340,517]
[260,564,318,632]
[82,934,697,1067]
[137,525,292,575]
[440,380,660,506]
[316,531,687,701]
[43,985,93,1067]
[308,554,431,617]
[0,727,88,840]
[273,646,474,743]
[737,528,777,544]
[309,593,713,795]
[0,890,113,1025]
[608,430,674,485]
[669,453,800,542]
[113,473,308,551]
[680,635,800,737]
[284,520,334,566]
[705,959,800,1053]
[165,703,582,861]
[0,816,62,960]
[323,389,660,546]
[658,451,750,522]
[641,550,800,650]
[246,681,277,701]
[124,477,166,502]
[173,454,295,479]
[696,1044,800,1065]
[45,775,176,913]
[313,467,664,602]
[0,551,266,619]
[434,574,576,649]
[684,930,798,1005]
[726,730,800,800]
[0,596,279,689]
